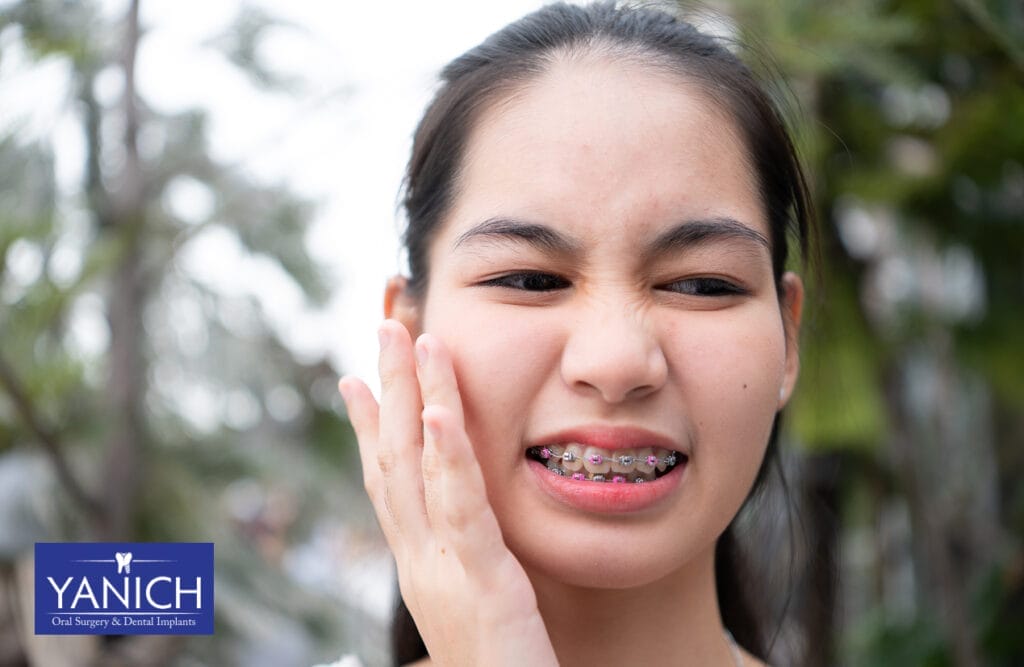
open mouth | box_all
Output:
[526,444,685,483]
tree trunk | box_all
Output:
[885,352,981,667]
[101,0,146,542]
[801,451,841,667]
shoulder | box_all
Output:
[312,656,432,667]
[742,649,769,667]
[312,656,366,667]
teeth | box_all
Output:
[582,446,612,474]
[562,444,584,472]
[531,444,679,482]
[635,447,656,474]
[610,449,637,473]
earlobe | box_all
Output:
[384,275,422,337]
[778,271,804,408]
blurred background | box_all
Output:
[0,0,1020,665]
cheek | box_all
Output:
[666,306,785,475]
[424,299,557,458]
[674,310,786,412]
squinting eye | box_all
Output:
[480,272,570,292]
[662,277,746,297]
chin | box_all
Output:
[506,519,716,591]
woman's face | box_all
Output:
[389,57,802,589]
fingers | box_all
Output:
[337,375,380,490]
[414,334,466,426]
[342,325,501,573]
[340,319,431,554]
[415,332,507,578]
[413,334,466,501]
[420,405,509,585]
[338,374,410,557]
[376,320,432,546]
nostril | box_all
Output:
[560,328,668,403]
[568,381,655,404]
[624,383,657,400]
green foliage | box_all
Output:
[719,0,1023,664]
[791,276,887,450]
[974,562,1024,666]
[0,0,102,65]
[0,1,364,663]
[204,4,304,91]
[850,611,952,667]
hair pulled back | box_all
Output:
[394,2,812,664]
[401,1,809,300]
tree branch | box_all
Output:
[0,353,101,519]
[954,0,1024,74]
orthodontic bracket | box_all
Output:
[533,446,678,468]
[530,446,680,484]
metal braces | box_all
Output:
[529,446,678,468]
[546,466,649,483]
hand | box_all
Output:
[338,319,559,667]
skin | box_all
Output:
[340,55,803,666]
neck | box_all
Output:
[527,546,738,667]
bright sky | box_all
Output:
[144,0,552,394]
[0,0,549,623]
[0,0,549,397]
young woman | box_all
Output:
[338,3,810,665]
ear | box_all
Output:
[777,271,804,409]
[384,275,422,337]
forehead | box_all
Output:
[439,56,766,253]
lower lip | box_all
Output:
[527,458,685,514]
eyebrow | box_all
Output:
[641,216,770,263]
[453,217,583,255]
[452,215,770,260]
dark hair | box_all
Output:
[393,2,813,664]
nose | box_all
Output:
[559,297,668,403]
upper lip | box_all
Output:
[529,424,683,453]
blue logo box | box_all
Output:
[35,542,214,635]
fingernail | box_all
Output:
[378,325,391,349]
[415,339,429,368]
[337,379,351,403]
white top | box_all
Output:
[312,656,365,667]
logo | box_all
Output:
[115,552,132,574]
[35,542,214,635]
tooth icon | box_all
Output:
[115,552,133,574]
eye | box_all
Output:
[660,277,746,297]
[479,272,571,292]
